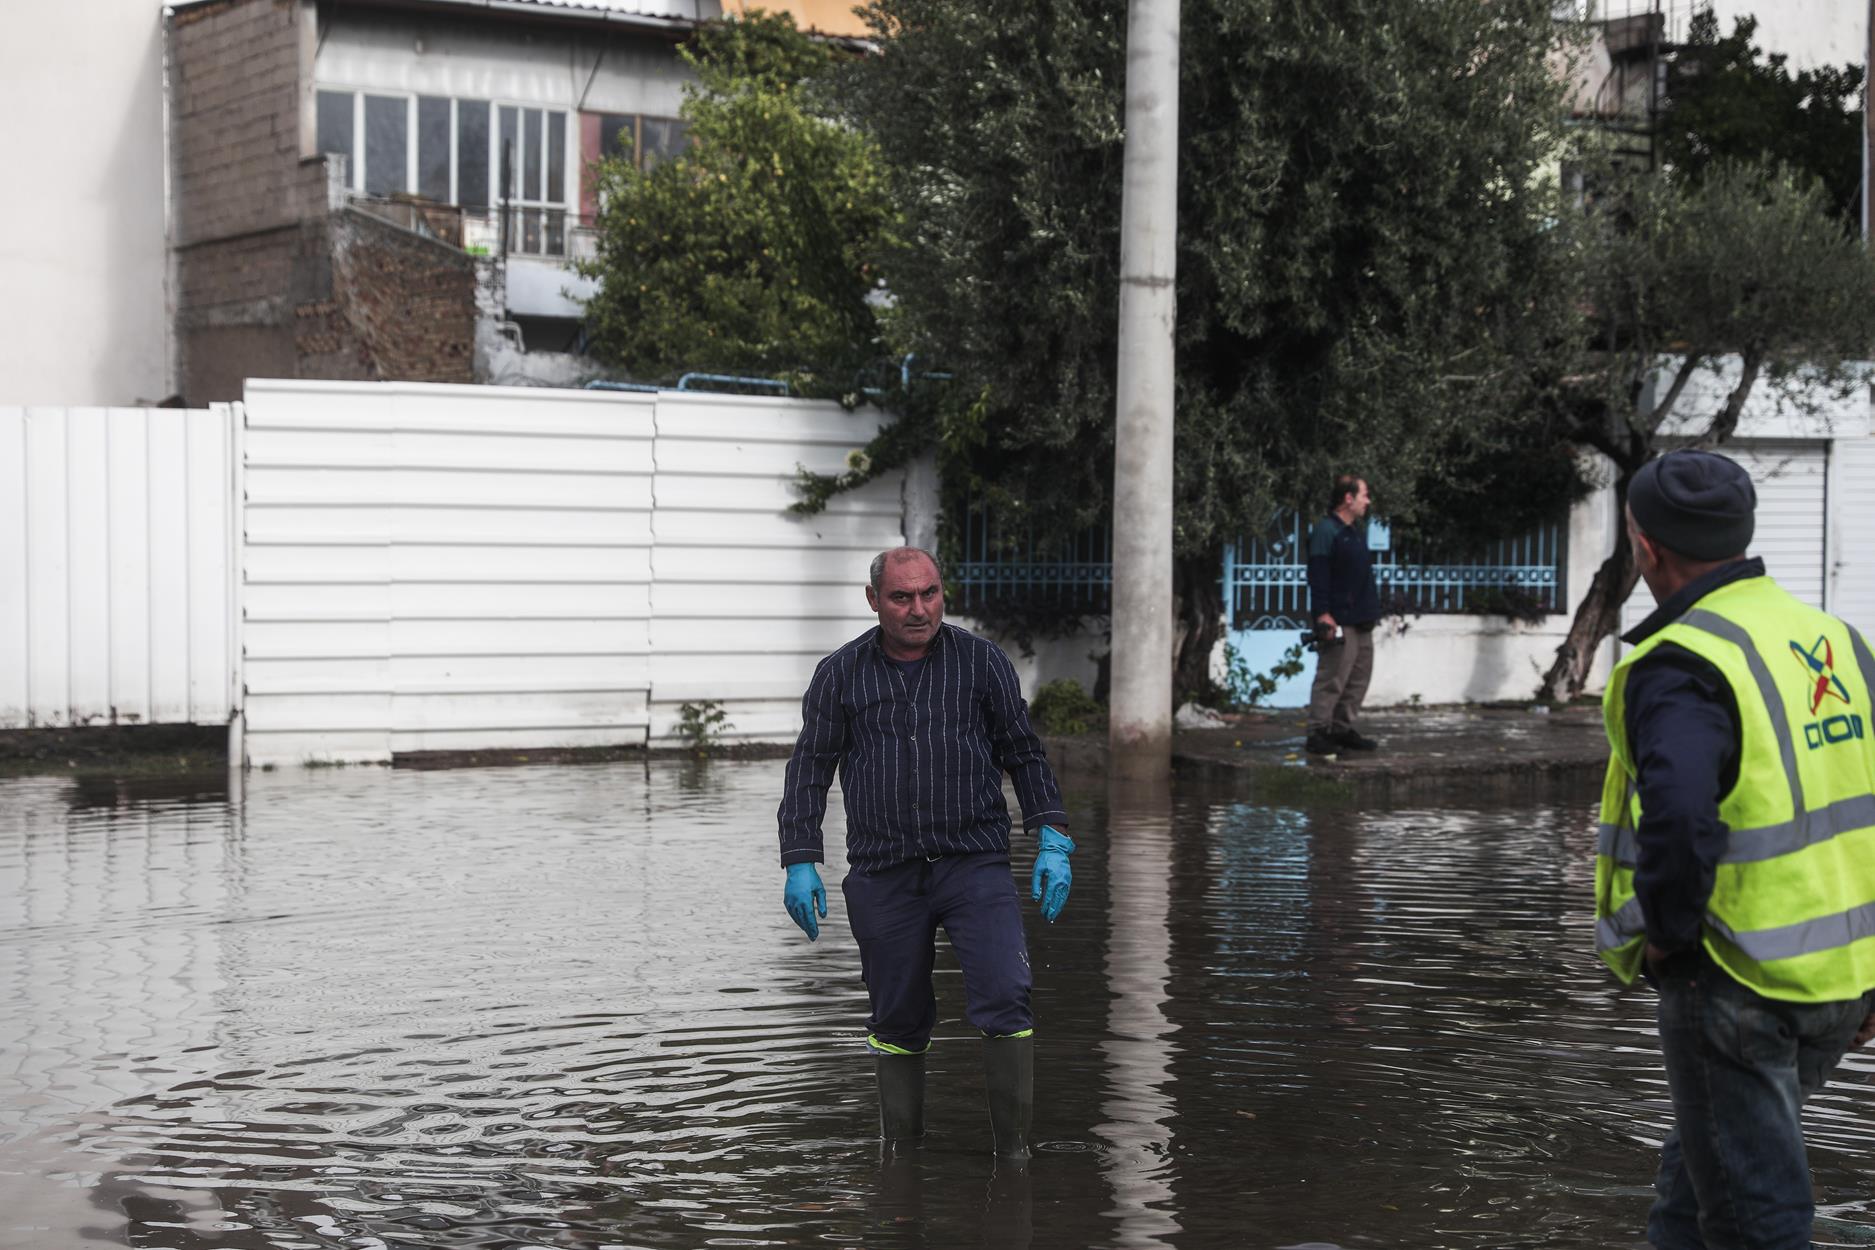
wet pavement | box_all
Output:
[1044,705,1610,801]
[4,761,1875,1249]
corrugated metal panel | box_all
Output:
[647,391,903,743]
[0,406,234,730]
[1620,440,1828,634]
[239,381,657,766]
[1829,435,1875,636]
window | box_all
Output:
[312,88,572,256]
[457,100,490,210]
[639,117,688,169]
[418,96,451,202]
[580,112,690,223]
[363,95,407,196]
[315,90,353,162]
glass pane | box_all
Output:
[500,105,519,199]
[315,90,354,163]
[418,97,450,202]
[363,94,407,196]
[457,99,489,210]
[547,112,566,204]
[639,117,689,169]
[523,108,542,200]
[599,113,635,163]
[522,208,541,254]
[545,209,565,256]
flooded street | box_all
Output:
[5,761,1875,1250]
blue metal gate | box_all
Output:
[1223,515,1568,707]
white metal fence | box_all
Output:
[0,406,235,731]
[236,379,902,766]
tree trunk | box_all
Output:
[1172,552,1225,705]
[1537,479,1639,703]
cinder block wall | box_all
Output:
[169,0,311,404]
[169,0,480,400]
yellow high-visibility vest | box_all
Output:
[1596,574,1875,1002]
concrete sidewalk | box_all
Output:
[1046,703,1609,802]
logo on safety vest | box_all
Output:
[1791,634,1861,750]
[1790,635,1851,714]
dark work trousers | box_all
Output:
[1307,623,1375,734]
[842,851,1033,1053]
[1648,952,1872,1250]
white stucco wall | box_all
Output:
[0,1,171,406]
[1698,0,1865,71]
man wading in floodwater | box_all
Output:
[1595,450,1875,1249]
[776,546,1073,1160]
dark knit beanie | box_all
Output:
[1628,450,1756,560]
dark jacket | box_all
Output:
[1621,558,1762,955]
[1307,515,1381,626]
[776,622,1068,874]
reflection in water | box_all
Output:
[1097,778,1181,1247]
[3,764,1873,1248]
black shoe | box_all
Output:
[1305,729,1340,756]
[1334,727,1379,752]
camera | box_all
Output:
[1299,622,1341,652]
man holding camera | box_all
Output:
[1305,474,1381,756]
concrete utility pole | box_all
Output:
[1107,0,1180,780]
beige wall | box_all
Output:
[727,0,872,38]
[0,1,171,406]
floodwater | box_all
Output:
[4,763,1875,1250]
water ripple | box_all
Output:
[3,765,1874,1247]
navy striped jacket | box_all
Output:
[777,621,1069,873]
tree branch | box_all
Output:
[1691,348,1764,448]
[1639,352,1705,439]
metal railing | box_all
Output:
[1224,514,1568,627]
[950,510,1113,614]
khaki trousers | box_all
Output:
[1306,624,1374,733]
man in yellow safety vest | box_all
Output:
[1596,448,1875,1248]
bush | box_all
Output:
[1029,679,1104,736]
[1221,640,1308,711]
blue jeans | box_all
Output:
[842,852,1032,1052]
[1649,951,1872,1249]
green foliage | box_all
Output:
[835,0,1587,555]
[1664,12,1865,224]
[1028,679,1105,736]
[1534,158,1875,699]
[579,12,898,383]
[1221,640,1308,711]
[1553,160,1875,468]
[675,700,734,754]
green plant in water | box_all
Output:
[676,700,734,755]
[1029,679,1104,736]
[1222,640,1308,710]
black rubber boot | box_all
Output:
[982,1035,1034,1161]
[875,1052,926,1155]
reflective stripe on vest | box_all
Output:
[1595,576,1875,1001]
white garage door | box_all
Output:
[1620,441,1828,634]
[1830,436,1875,636]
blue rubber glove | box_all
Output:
[784,863,828,940]
[1030,825,1074,923]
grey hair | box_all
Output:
[870,547,943,592]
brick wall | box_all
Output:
[318,209,476,384]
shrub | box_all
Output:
[1029,679,1104,736]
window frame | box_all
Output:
[313,85,577,256]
